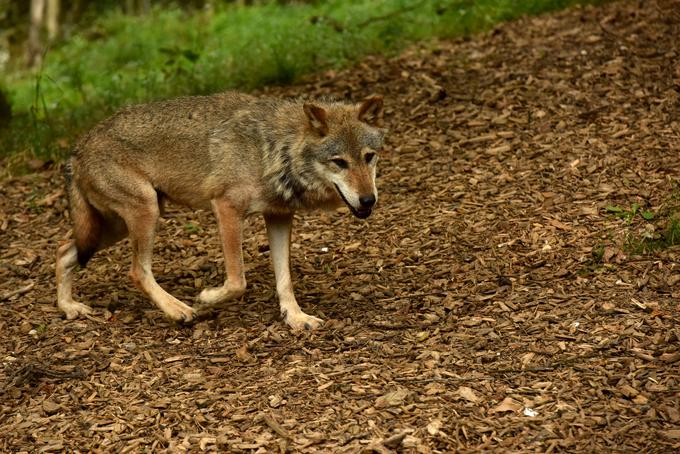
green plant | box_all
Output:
[605,203,654,225]
[183,222,202,234]
[605,189,680,255]
[26,186,46,213]
[629,215,680,254]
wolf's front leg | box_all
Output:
[199,199,247,306]
[198,199,246,306]
[264,213,323,331]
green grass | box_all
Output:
[600,190,680,259]
[0,0,601,172]
[624,194,680,254]
[622,216,680,256]
[580,210,680,276]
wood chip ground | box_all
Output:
[1,1,679,452]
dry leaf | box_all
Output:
[42,400,61,415]
[268,395,285,408]
[235,344,255,363]
[457,386,481,403]
[424,382,446,395]
[660,430,680,440]
[659,352,680,363]
[375,388,409,409]
[489,397,522,414]
[521,352,535,367]
[426,419,442,436]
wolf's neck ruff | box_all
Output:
[259,120,337,212]
[274,153,308,204]
[263,139,310,208]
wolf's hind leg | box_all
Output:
[57,210,128,319]
[265,213,323,331]
[123,197,195,322]
[56,241,93,319]
[198,199,247,307]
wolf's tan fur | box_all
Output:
[56,92,385,329]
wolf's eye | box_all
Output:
[331,158,349,169]
[364,152,376,164]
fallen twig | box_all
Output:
[261,413,292,440]
[4,362,87,389]
[0,281,35,302]
[383,431,412,448]
[0,262,31,277]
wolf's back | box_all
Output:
[74,92,256,160]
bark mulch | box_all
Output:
[1,1,679,452]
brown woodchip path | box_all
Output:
[1,1,679,452]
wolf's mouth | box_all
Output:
[334,184,372,219]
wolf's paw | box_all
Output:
[282,310,323,331]
[58,300,93,320]
[198,283,246,306]
[162,300,196,323]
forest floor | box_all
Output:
[1,1,680,452]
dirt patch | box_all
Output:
[1,1,679,452]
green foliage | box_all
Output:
[605,203,654,225]
[605,188,680,255]
[0,0,602,168]
[183,222,202,234]
[582,197,679,275]
[578,242,612,276]
[627,215,680,255]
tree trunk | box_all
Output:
[27,0,46,67]
[125,0,149,15]
[46,0,60,41]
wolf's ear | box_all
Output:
[358,95,384,127]
[303,103,329,136]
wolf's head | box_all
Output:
[301,96,386,219]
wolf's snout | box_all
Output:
[359,194,376,209]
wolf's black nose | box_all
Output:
[359,195,376,208]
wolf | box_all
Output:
[55,92,386,330]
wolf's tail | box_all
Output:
[66,160,102,267]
